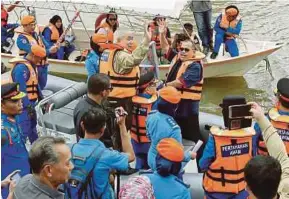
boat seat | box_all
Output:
[118,173,204,199]
[40,100,79,135]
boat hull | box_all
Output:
[1,42,282,79]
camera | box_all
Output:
[228,104,252,130]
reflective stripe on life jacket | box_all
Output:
[219,12,241,39]
[15,29,48,66]
[99,49,140,98]
[1,7,8,26]
[131,95,157,143]
[258,108,289,156]
[203,126,255,194]
[9,58,39,101]
[168,55,204,101]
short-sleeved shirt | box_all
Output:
[74,139,129,198]
[13,174,64,199]
[190,1,212,13]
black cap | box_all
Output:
[138,71,155,89]
[1,82,26,100]
[220,95,246,108]
[277,78,289,101]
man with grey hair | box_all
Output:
[13,136,74,199]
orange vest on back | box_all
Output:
[9,58,39,101]
[15,29,48,66]
[203,126,255,194]
[99,49,140,98]
[219,12,241,39]
[258,108,289,156]
[168,56,204,101]
[1,7,8,26]
[95,22,114,43]
[131,94,157,143]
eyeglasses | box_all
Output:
[126,36,134,41]
[179,47,191,52]
[108,18,117,21]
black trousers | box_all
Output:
[175,114,204,173]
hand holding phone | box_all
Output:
[10,171,21,185]
[229,104,252,118]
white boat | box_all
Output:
[1,0,283,79]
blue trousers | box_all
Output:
[131,139,150,169]
[205,189,249,199]
[213,32,239,57]
[37,64,48,90]
[193,10,212,48]
[17,107,38,144]
[50,45,75,60]
[1,23,19,43]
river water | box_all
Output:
[7,0,289,115]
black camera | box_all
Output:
[228,104,252,130]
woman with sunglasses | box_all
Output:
[95,9,118,43]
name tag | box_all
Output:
[278,129,289,142]
[221,142,249,157]
[100,51,109,62]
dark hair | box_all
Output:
[279,96,289,109]
[106,10,118,32]
[244,155,281,199]
[90,37,101,54]
[29,136,66,174]
[225,5,239,15]
[184,23,193,31]
[87,74,110,95]
[81,108,106,134]
[49,15,63,36]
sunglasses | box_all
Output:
[180,47,191,52]
[108,18,117,21]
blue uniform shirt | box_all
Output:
[214,14,242,35]
[145,172,191,199]
[1,113,30,198]
[146,111,191,170]
[72,139,129,199]
[85,50,100,81]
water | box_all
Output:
[7,0,289,115]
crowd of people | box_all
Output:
[1,1,289,199]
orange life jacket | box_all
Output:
[131,94,157,143]
[95,22,114,43]
[219,12,241,39]
[99,49,140,98]
[45,23,60,42]
[9,58,39,101]
[15,29,48,66]
[168,55,204,101]
[148,22,162,50]
[258,108,289,156]
[1,7,8,26]
[203,126,255,194]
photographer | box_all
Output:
[65,108,135,198]
[73,73,114,147]
[244,102,289,199]
[200,96,257,199]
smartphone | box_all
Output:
[10,172,21,185]
[229,104,252,118]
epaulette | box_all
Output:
[148,110,157,115]
[166,118,179,129]
[139,169,154,175]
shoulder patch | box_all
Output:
[21,38,27,44]
[100,51,110,62]
[166,118,178,129]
